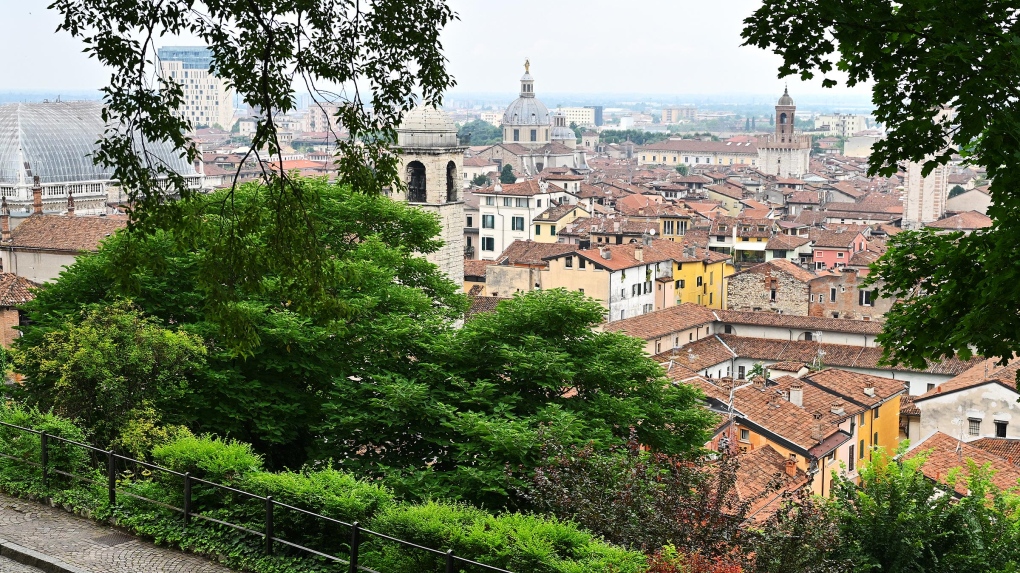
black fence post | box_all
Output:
[445,549,455,573]
[183,472,191,526]
[265,495,274,555]
[39,432,48,487]
[106,450,116,505]
[348,521,360,573]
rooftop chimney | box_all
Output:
[830,400,845,416]
[788,383,803,407]
[634,244,643,262]
[32,176,42,215]
[863,386,876,397]
[785,453,797,477]
[1,197,9,243]
[600,247,611,260]
[66,193,75,216]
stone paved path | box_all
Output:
[0,494,231,573]
[0,556,43,572]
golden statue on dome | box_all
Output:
[524,58,530,73]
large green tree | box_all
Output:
[48,1,458,348]
[457,119,502,146]
[742,2,1020,370]
[12,179,464,468]
[319,289,715,507]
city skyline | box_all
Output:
[3,0,872,101]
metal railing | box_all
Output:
[0,420,513,573]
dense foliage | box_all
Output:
[742,1,1020,369]
[10,178,713,509]
[457,119,502,146]
[500,164,517,184]
[0,403,647,573]
[49,0,458,344]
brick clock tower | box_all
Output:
[394,106,465,286]
[758,88,811,178]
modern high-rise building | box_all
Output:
[157,46,235,130]
[585,105,604,127]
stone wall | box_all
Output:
[808,271,891,321]
[726,266,809,315]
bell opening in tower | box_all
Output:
[407,161,426,203]
[446,161,458,202]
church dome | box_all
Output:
[503,97,551,127]
[502,62,551,127]
[777,87,794,106]
[396,105,459,148]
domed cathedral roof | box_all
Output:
[396,105,460,148]
[502,59,551,127]
[777,87,795,107]
[550,110,575,142]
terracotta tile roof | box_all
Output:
[463,156,497,167]
[656,335,737,374]
[907,432,1020,495]
[466,296,506,319]
[602,303,716,341]
[808,228,865,248]
[713,309,884,335]
[926,211,993,231]
[849,249,882,267]
[771,375,866,425]
[769,361,807,373]
[477,179,547,196]
[534,204,587,222]
[732,444,810,522]
[9,215,127,252]
[540,173,584,181]
[899,394,920,416]
[565,242,675,271]
[730,259,818,284]
[495,240,576,266]
[916,358,1020,402]
[970,438,1020,464]
[742,208,772,219]
[706,184,745,201]
[0,273,37,307]
[827,181,866,199]
[464,259,494,280]
[799,368,905,408]
[765,234,811,251]
[787,191,821,204]
[674,175,713,185]
[718,334,980,376]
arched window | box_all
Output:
[780,113,788,125]
[446,161,458,202]
[407,161,426,202]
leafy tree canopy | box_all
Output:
[499,164,517,184]
[49,0,458,349]
[742,1,1020,369]
[457,119,501,146]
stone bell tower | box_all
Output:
[395,105,465,285]
[757,87,811,178]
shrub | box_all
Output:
[152,434,263,483]
[0,403,90,497]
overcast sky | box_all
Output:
[3,0,870,100]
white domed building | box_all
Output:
[394,105,465,285]
[474,61,588,177]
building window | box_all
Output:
[513,129,520,141]
[837,252,844,258]
[676,279,685,289]
[467,216,473,227]
[770,289,777,302]
[738,366,745,379]
[530,129,537,142]
[739,428,750,442]
[697,276,703,287]
[996,421,1008,438]
[632,284,640,296]
[515,198,528,207]
[620,310,625,320]
[620,288,627,299]
[511,216,525,231]
[968,418,981,436]
[644,280,652,294]
[565,256,573,268]
[873,406,879,419]
[535,225,541,235]
[536,199,542,208]
[482,215,495,229]
[503,197,512,207]
[830,287,837,302]
[859,290,874,307]
[485,196,494,206]
[481,237,495,251]
[579,258,586,269]
[804,332,813,341]
[927,383,936,392]
[643,304,653,314]
[848,445,855,471]
[549,225,557,236]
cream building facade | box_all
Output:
[158,46,235,129]
[557,107,596,127]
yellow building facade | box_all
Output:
[532,205,589,244]
[673,253,733,309]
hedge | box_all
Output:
[0,403,646,573]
